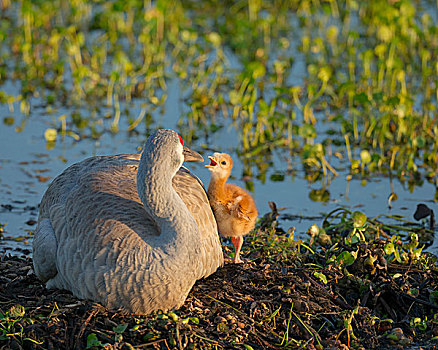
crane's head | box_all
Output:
[143,129,203,175]
[205,152,233,179]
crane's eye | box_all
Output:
[221,161,227,165]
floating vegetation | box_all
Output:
[0,0,437,189]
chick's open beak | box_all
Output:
[205,156,218,168]
[183,146,204,162]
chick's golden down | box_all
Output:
[206,153,257,263]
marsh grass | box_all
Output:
[1,0,436,192]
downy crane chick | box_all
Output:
[206,153,257,263]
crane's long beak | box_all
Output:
[183,146,204,162]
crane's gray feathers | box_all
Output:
[33,218,57,280]
[33,139,223,315]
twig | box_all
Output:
[400,292,438,310]
[135,338,170,349]
[203,293,246,316]
[302,271,353,309]
[291,309,322,348]
[77,305,101,340]
[192,333,222,346]
[379,297,397,320]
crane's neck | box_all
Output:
[137,160,197,252]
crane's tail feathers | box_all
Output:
[33,218,58,282]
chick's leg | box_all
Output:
[231,236,244,263]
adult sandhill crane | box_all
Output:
[206,152,258,263]
[33,129,223,314]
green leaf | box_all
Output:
[44,128,57,142]
[386,333,399,341]
[113,323,128,334]
[86,333,102,349]
[352,211,367,228]
[309,188,330,203]
[351,159,360,171]
[394,248,401,263]
[354,92,370,106]
[360,150,371,164]
[317,66,332,82]
[336,251,356,266]
[206,32,221,47]
[3,117,14,125]
[416,136,426,148]
[314,271,328,284]
[384,242,395,255]
[167,312,179,322]
[270,173,285,182]
[189,317,200,325]
[418,322,427,332]
[408,288,419,297]
[299,124,317,139]
[247,61,266,79]
[229,90,240,105]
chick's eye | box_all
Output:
[221,161,227,165]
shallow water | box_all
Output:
[0,0,437,256]
[1,78,436,255]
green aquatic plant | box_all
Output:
[0,0,436,189]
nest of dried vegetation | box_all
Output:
[1,208,438,350]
